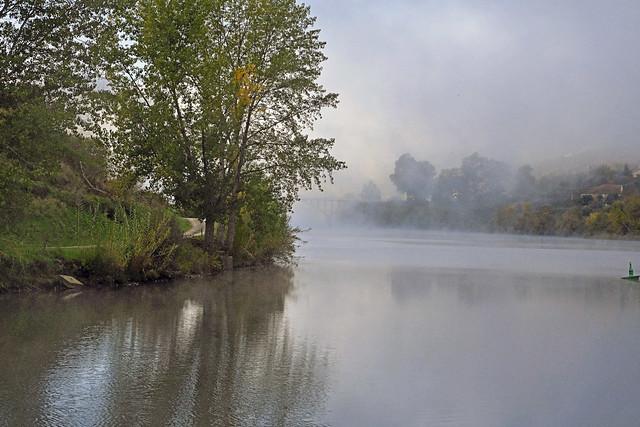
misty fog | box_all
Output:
[302,0,640,199]
[5,0,640,425]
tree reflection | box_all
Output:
[0,267,330,426]
[389,267,640,309]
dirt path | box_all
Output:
[183,218,205,237]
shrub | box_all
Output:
[173,241,218,275]
[557,207,584,236]
[91,204,179,282]
[233,177,296,265]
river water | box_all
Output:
[2,229,640,426]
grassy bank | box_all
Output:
[0,138,295,292]
[0,194,296,292]
[0,198,215,291]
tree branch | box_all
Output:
[246,107,301,141]
[8,3,38,57]
[0,0,17,19]
[122,63,152,109]
[79,161,109,195]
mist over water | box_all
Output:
[3,229,640,426]
[295,229,640,426]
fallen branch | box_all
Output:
[79,161,109,195]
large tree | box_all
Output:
[459,152,511,206]
[96,0,344,252]
[389,153,436,201]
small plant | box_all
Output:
[87,204,179,282]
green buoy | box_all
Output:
[622,262,640,281]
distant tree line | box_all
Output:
[352,152,640,237]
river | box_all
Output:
[1,229,640,426]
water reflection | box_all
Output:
[0,268,330,426]
[389,268,640,309]
[293,262,640,427]
[4,229,640,426]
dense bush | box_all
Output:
[233,177,297,265]
[81,205,179,283]
[495,196,640,237]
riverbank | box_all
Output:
[0,191,294,293]
[0,131,297,293]
[0,207,295,292]
[0,214,213,292]
[343,197,640,240]
[0,231,292,293]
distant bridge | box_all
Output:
[294,198,384,225]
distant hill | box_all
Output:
[532,145,640,176]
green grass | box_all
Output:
[0,198,191,290]
[48,246,98,262]
[0,199,183,261]
[4,201,111,248]
[177,217,192,234]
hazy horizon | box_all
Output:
[305,0,640,198]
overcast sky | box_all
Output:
[303,0,640,196]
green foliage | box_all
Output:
[0,251,58,291]
[354,200,432,229]
[430,153,511,214]
[0,198,191,287]
[0,99,70,222]
[1,0,100,100]
[233,177,296,264]
[0,152,30,223]
[606,197,640,235]
[557,207,584,236]
[495,204,518,232]
[584,211,608,235]
[372,151,640,239]
[1,0,339,290]
[176,217,192,234]
[1,0,102,226]
[173,241,219,275]
[492,196,640,237]
[91,205,179,282]
[95,0,344,251]
[366,195,638,238]
[496,203,572,236]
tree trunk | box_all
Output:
[204,212,217,253]
[225,203,239,251]
[215,221,226,246]
[224,156,245,251]
[225,104,254,252]
[224,154,247,251]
